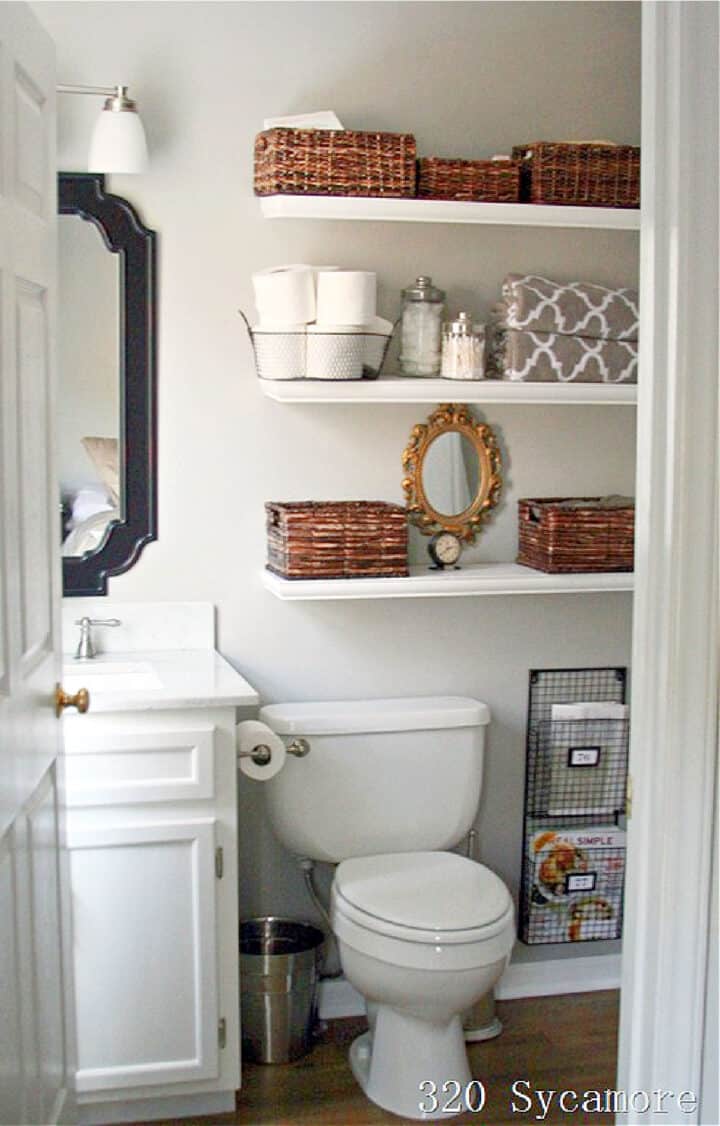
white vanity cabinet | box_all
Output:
[60,639,258,1125]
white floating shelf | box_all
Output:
[258,377,637,406]
[260,195,641,231]
[261,564,634,601]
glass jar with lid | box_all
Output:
[441,312,486,380]
[399,276,446,376]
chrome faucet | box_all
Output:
[74,616,121,660]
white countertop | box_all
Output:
[62,649,259,713]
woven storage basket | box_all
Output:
[417,157,521,202]
[254,129,417,198]
[511,142,640,208]
[517,497,634,573]
[266,501,409,579]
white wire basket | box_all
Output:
[240,311,396,381]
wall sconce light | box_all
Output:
[57,84,149,173]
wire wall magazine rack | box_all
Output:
[519,667,629,945]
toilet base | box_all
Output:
[464,1016,503,1042]
[349,1007,472,1120]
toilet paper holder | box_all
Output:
[237,737,311,768]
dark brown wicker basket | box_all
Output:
[511,142,640,208]
[266,501,409,579]
[254,129,417,198]
[517,497,635,573]
[417,157,520,202]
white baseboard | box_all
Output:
[78,1091,235,1125]
[318,953,621,1020]
[319,976,366,1019]
[496,953,621,1000]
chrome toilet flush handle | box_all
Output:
[237,737,311,769]
[288,738,311,758]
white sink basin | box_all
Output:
[63,660,163,694]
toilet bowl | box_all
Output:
[259,695,515,1120]
[330,851,515,1119]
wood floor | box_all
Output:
[135,991,619,1126]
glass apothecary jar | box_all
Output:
[399,276,446,376]
[441,312,486,380]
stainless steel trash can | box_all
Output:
[240,917,325,1063]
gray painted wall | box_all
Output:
[38,1,640,965]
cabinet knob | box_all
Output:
[55,683,90,718]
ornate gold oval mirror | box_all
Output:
[402,403,502,541]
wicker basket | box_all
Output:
[266,501,409,579]
[254,129,417,198]
[511,142,640,208]
[417,157,520,202]
[517,497,635,573]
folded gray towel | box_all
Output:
[487,324,638,383]
[499,274,639,341]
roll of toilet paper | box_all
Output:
[237,720,287,780]
[307,324,365,380]
[316,270,377,325]
[252,265,316,326]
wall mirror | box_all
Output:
[402,403,502,540]
[59,172,157,596]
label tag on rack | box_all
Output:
[566,872,597,894]
[567,745,601,767]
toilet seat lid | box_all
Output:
[334,852,511,938]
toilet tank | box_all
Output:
[259,696,490,863]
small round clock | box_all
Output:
[428,531,463,570]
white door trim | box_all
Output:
[617,4,719,1122]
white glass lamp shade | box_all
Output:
[88,107,148,173]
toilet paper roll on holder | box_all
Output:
[237,737,311,768]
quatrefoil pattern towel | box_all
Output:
[487,325,638,383]
[500,275,639,341]
[488,273,639,382]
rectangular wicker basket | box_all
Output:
[254,128,417,198]
[511,142,640,208]
[517,497,635,573]
[266,501,409,579]
[417,157,521,202]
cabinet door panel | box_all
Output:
[68,819,219,1092]
[64,726,216,806]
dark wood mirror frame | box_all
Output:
[60,172,157,596]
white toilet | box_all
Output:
[260,696,515,1121]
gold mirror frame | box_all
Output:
[402,403,503,542]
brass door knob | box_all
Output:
[55,683,90,718]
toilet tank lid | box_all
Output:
[259,696,490,735]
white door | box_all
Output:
[0,5,71,1125]
[618,3,719,1123]
[68,819,220,1093]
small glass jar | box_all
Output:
[441,312,486,380]
[399,276,446,376]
